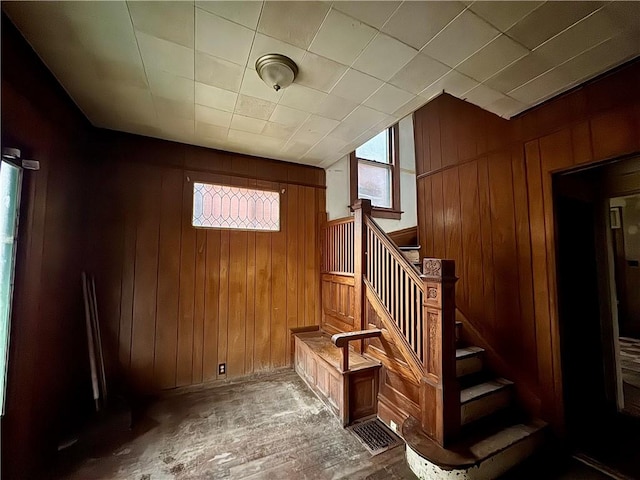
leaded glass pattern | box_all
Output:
[192,183,280,231]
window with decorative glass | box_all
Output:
[350,124,400,219]
[192,182,280,231]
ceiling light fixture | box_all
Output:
[255,53,298,92]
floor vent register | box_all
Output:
[347,418,404,456]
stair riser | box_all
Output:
[461,388,512,426]
[456,356,483,378]
[406,426,545,480]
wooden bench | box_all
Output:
[291,326,382,426]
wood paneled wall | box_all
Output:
[364,300,421,428]
[1,14,90,479]
[88,133,326,392]
[321,274,356,335]
[413,60,640,428]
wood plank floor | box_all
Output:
[620,336,640,417]
[54,369,614,480]
[55,370,413,480]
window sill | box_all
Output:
[371,207,402,220]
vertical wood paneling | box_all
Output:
[442,167,464,302]
[98,165,323,390]
[431,173,445,258]
[458,162,483,321]
[118,164,137,371]
[217,226,230,379]
[428,103,442,171]
[590,108,639,161]
[421,176,433,257]
[477,156,496,330]
[154,169,183,388]
[176,178,196,387]
[228,229,248,376]
[304,187,316,325]
[539,129,575,415]
[487,151,521,358]
[316,188,325,326]
[286,184,299,361]
[413,111,425,174]
[245,211,257,374]
[297,186,307,327]
[255,229,272,371]
[130,167,161,388]
[203,228,220,382]
[271,183,288,368]
[524,140,554,412]
[571,122,593,166]
[192,228,207,383]
[511,147,538,384]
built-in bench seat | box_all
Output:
[292,327,382,426]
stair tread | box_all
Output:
[470,419,546,459]
[461,378,513,404]
[403,415,548,470]
[456,346,484,359]
[398,245,421,251]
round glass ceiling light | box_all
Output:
[255,54,298,92]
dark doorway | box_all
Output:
[554,156,640,478]
[555,185,609,436]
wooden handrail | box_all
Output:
[365,216,424,286]
[322,198,460,448]
[331,328,382,372]
[331,328,382,347]
[326,216,354,227]
[365,214,426,362]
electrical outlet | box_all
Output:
[218,363,226,375]
[390,420,398,433]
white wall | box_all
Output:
[325,115,417,234]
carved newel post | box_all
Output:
[420,258,460,447]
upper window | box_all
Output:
[192,182,280,231]
[350,124,400,219]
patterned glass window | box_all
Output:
[192,182,280,231]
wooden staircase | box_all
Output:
[401,319,547,480]
[316,199,546,480]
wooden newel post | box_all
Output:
[420,258,460,447]
[352,199,372,348]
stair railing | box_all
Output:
[320,200,459,446]
[322,216,355,274]
[354,199,460,446]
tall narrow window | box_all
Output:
[0,160,22,415]
[192,182,280,231]
[350,124,401,219]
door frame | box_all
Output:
[554,155,640,426]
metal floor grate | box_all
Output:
[347,418,404,455]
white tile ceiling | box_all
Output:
[3,1,639,168]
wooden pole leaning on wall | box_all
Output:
[420,258,460,447]
[352,199,372,352]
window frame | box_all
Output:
[0,159,23,416]
[191,178,282,232]
[349,123,401,219]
